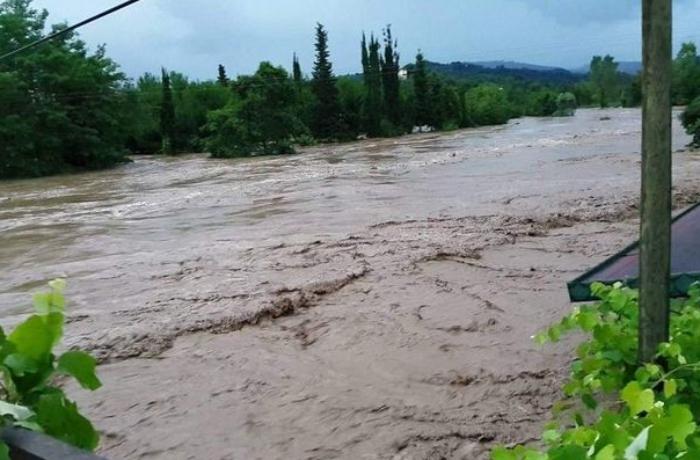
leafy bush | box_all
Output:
[463,84,511,127]
[0,280,101,457]
[492,282,700,459]
[681,97,700,147]
[554,92,577,117]
[204,62,305,158]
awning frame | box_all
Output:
[567,202,700,302]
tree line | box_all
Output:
[2,0,695,180]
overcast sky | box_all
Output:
[31,0,700,81]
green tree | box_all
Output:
[463,84,511,126]
[589,55,620,108]
[0,0,130,178]
[622,73,642,107]
[160,68,176,154]
[554,92,577,116]
[292,53,302,83]
[217,64,229,87]
[673,42,700,105]
[532,90,558,116]
[380,25,401,126]
[337,77,364,136]
[310,23,342,139]
[681,97,700,147]
[413,51,431,128]
[362,33,383,136]
[204,62,307,157]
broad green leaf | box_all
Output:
[548,445,587,460]
[57,351,101,390]
[42,312,64,347]
[35,393,99,451]
[664,404,695,449]
[664,379,677,399]
[0,442,9,460]
[7,316,54,363]
[595,444,615,460]
[4,353,38,377]
[491,446,516,460]
[621,382,654,415]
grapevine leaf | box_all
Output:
[664,404,695,449]
[57,351,101,391]
[0,442,8,460]
[621,382,654,415]
[664,379,677,399]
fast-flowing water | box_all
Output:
[3,108,700,459]
[0,109,691,319]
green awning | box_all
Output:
[568,202,700,302]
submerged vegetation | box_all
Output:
[493,283,700,459]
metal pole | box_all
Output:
[639,0,673,363]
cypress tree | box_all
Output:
[293,53,302,83]
[160,67,176,154]
[362,34,382,136]
[217,64,229,87]
[361,33,369,81]
[413,51,431,128]
[311,23,342,139]
[380,25,401,125]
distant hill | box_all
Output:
[571,61,642,75]
[404,60,584,86]
[472,60,567,73]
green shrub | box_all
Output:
[492,282,700,459]
[554,92,577,117]
[463,85,511,127]
[681,97,700,147]
[0,280,101,457]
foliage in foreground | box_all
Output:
[681,97,700,148]
[492,282,700,459]
[0,0,131,179]
[0,280,101,456]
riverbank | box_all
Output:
[1,108,700,459]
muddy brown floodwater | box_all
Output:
[2,108,700,459]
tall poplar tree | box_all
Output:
[160,68,176,154]
[380,25,401,125]
[310,23,342,139]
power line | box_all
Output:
[0,0,142,62]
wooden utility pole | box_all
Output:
[639,0,672,363]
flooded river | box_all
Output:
[1,109,700,459]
